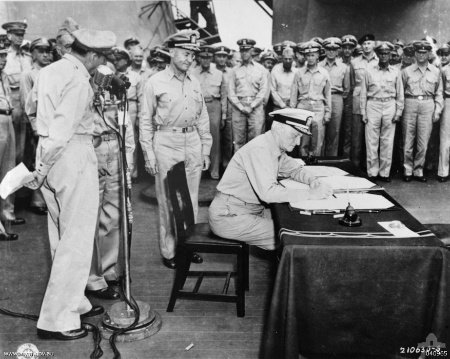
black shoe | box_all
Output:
[413,176,427,183]
[403,175,412,182]
[163,257,176,269]
[30,206,48,215]
[37,327,88,341]
[377,176,391,183]
[0,232,18,241]
[191,253,203,264]
[86,287,119,300]
[80,305,104,319]
[106,279,121,287]
[368,176,378,182]
[437,176,448,183]
[10,218,25,225]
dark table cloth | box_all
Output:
[262,159,450,359]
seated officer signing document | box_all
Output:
[208,108,333,250]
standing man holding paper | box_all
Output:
[25,28,116,340]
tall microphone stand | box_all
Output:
[100,90,161,343]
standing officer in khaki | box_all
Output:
[402,40,443,182]
[351,34,378,168]
[360,42,404,181]
[114,47,142,181]
[140,30,212,269]
[340,35,357,157]
[0,37,19,240]
[214,45,233,170]
[290,41,331,156]
[2,20,32,165]
[270,46,297,111]
[228,38,268,151]
[437,55,450,182]
[319,37,350,156]
[25,29,116,340]
[191,45,227,179]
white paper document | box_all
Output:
[378,221,419,237]
[0,163,34,199]
[289,193,394,211]
[319,175,377,191]
[279,178,310,190]
[303,165,348,177]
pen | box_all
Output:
[312,209,341,214]
[278,181,286,188]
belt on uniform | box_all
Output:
[444,94,450,99]
[331,90,343,95]
[238,96,255,102]
[405,95,434,100]
[99,132,118,141]
[367,96,395,102]
[300,98,322,102]
[128,98,138,102]
[204,97,220,103]
[156,125,196,133]
[0,108,12,115]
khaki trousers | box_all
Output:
[206,99,221,178]
[153,131,203,259]
[325,94,344,156]
[402,98,434,177]
[365,100,396,177]
[208,192,276,250]
[0,114,16,221]
[37,136,99,332]
[438,98,450,177]
[231,103,265,152]
[128,100,139,179]
[87,137,122,291]
[297,100,325,156]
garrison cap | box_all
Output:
[261,50,277,63]
[358,33,375,44]
[2,20,27,34]
[413,40,432,52]
[437,44,450,56]
[341,35,357,47]
[301,40,321,54]
[198,45,215,57]
[375,41,394,54]
[281,40,296,49]
[237,38,256,50]
[30,37,52,52]
[214,45,230,55]
[282,46,295,57]
[323,37,342,50]
[269,108,313,136]
[123,37,140,49]
[273,43,283,55]
[72,29,116,54]
[165,30,200,52]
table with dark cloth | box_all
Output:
[262,159,450,359]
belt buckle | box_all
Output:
[310,100,314,105]
[418,95,423,100]
[181,127,187,133]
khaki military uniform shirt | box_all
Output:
[270,62,297,108]
[319,59,351,98]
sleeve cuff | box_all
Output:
[36,162,51,176]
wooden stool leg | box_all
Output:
[236,251,246,317]
[243,244,249,291]
[167,250,191,312]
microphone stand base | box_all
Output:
[101,300,162,342]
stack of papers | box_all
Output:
[303,166,348,177]
[289,193,394,211]
[378,221,419,237]
[280,175,378,192]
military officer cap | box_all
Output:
[341,35,357,47]
[323,37,342,50]
[301,40,321,54]
[282,46,295,57]
[56,17,79,40]
[30,37,52,52]
[375,41,394,54]
[198,45,215,57]
[261,51,277,63]
[165,30,201,52]
[72,29,116,55]
[237,38,256,50]
[310,37,324,46]
[413,40,432,52]
[393,39,405,48]
[295,42,305,53]
[2,20,27,34]
[124,37,140,49]
[281,40,296,49]
[269,108,313,136]
[252,46,263,56]
[273,43,283,55]
[20,39,31,52]
[437,44,450,56]
[358,33,375,44]
[403,43,415,57]
[214,45,230,55]
[113,46,131,61]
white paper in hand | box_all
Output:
[0,163,34,199]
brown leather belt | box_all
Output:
[368,97,395,102]
[405,95,434,100]
[156,125,196,133]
